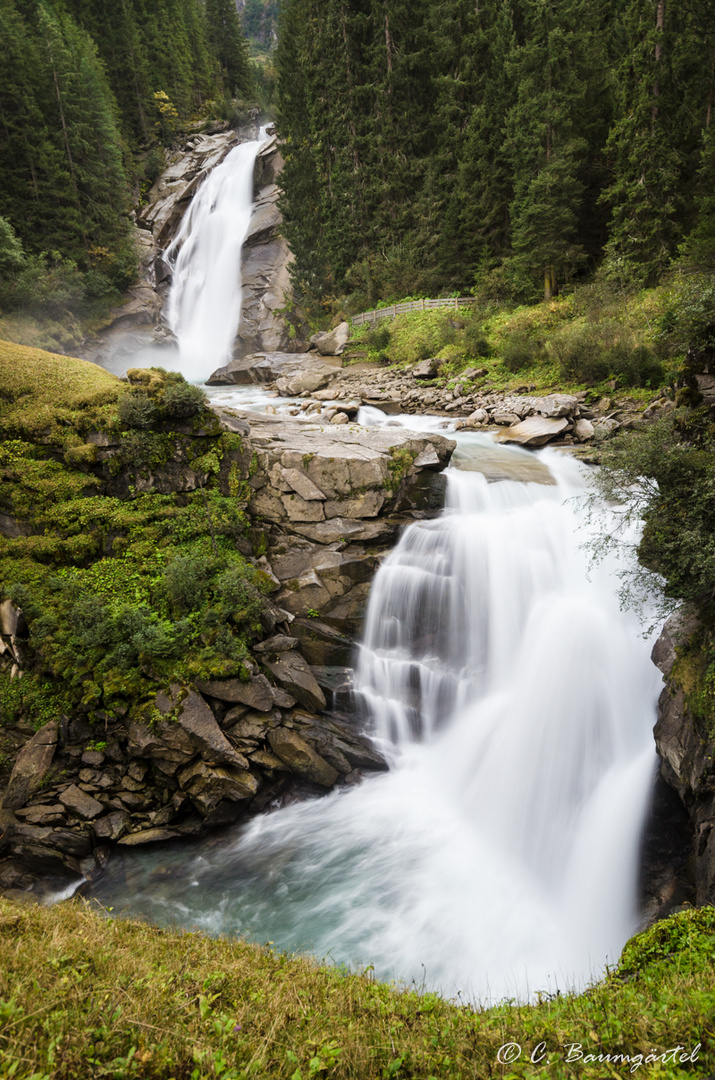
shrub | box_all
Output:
[365,323,392,352]
[164,555,217,615]
[162,380,207,417]
[500,328,541,373]
[118,389,157,429]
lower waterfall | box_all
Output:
[163,130,268,383]
[89,440,659,1002]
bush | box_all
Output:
[162,380,207,417]
[464,327,490,358]
[365,323,391,352]
[500,328,541,373]
[550,322,664,388]
[118,389,157,429]
[164,555,217,615]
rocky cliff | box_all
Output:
[648,607,715,912]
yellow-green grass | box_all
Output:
[0,339,120,445]
[347,286,673,403]
[0,898,713,1079]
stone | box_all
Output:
[81,750,105,767]
[14,803,66,826]
[2,722,59,811]
[263,651,327,713]
[281,468,326,501]
[268,729,338,787]
[195,675,274,713]
[249,749,288,771]
[93,811,130,842]
[177,760,260,816]
[533,394,579,418]
[118,828,180,846]
[309,321,350,356]
[412,359,441,379]
[495,416,570,447]
[0,600,23,637]
[158,686,249,769]
[492,411,521,426]
[275,362,341,396]
[330,412,349,425]
[252,635,300,654]
[58,784,103,820]
[652,606,700,681]
[573,418,595,442]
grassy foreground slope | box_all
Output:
[0,899,713,1079]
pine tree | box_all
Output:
[205,0,253,97]
[504,0,611,300]
[602,0,689,283]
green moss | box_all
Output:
[0,338,120,446]
[385,447,416,492]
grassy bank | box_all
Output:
[345,278,696,404]
[0,899,713,1079]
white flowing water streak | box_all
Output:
[164,129,268,383]
[89,438,660,1003]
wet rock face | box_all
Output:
[650,606,715,908]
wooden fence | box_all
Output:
[351,297,478,326]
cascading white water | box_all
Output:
[163,129,268,383]
[88,439,660,1002]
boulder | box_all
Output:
[574,418,595,442]
[118,827,181,846]
[58,784,103,820]
[495,416,570,447]
[177,760,260,816]
[206,352,313,386]
[93,811,130,842]
[157,686,250,769]
[253,634,300,654]
[2,722,58,811]
[0,600,23,637]
[276,362,342,396]
[195,675,275,712]
[309,321,350,356]
[263,651,327,712]
[532,394,579,418]
[412,359,441,379]
[268,729,338,787]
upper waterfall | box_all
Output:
[163,128,269,383]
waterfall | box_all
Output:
[163,129,268,383]
[88,442,659,1002]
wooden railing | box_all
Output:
[351,297,477,326]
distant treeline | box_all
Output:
[276,0,715,307]
[0,0,252,285]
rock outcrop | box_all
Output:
[0,398,454,894]
[649,606,715,909]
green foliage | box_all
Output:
[0,348,261,714]
[500,328,542,374]
[117,389,157,430]
[0,217,25,275]
[0,671,71,731]
[595,414,715,624]
[550,323,664,388]
[162,380,207,418]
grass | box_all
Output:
[0,339,120,445]
[0,899,713,1079]
[346,283,675,402]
